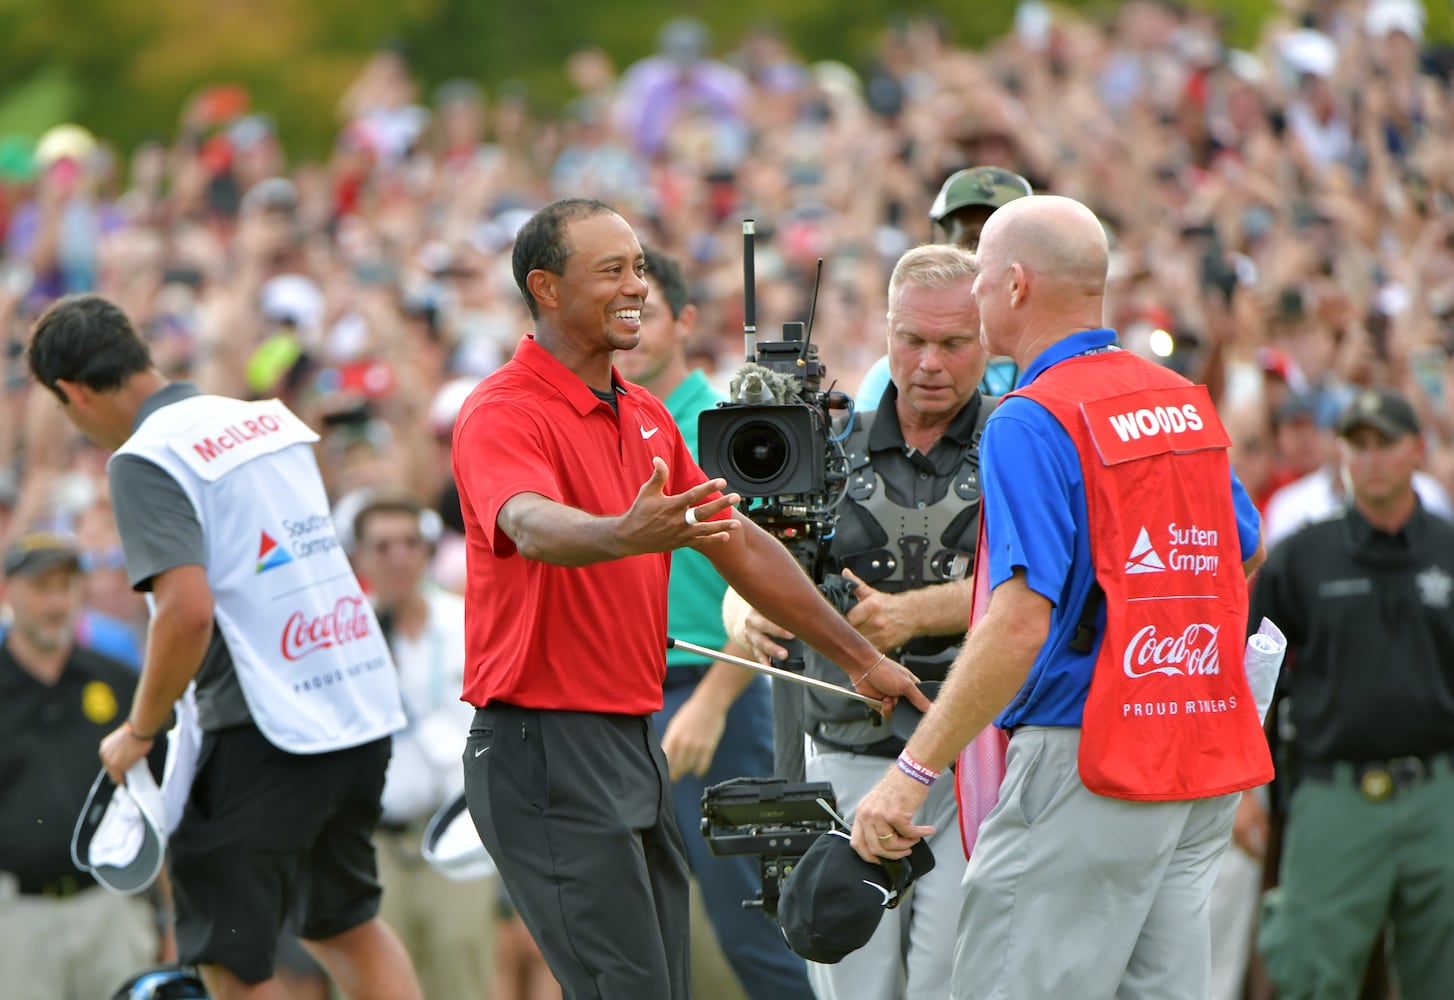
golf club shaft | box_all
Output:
[666,637,882,709]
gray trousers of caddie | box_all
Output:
[464,703,691,1000]
[953,726,1238,1000]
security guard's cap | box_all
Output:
[1336,387,1420,439]
[928,166,1032,223]
[4,532,82,578]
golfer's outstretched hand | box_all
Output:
[617,458,740,553]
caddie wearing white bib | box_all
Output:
[27,294,424,1000]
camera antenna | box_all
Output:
[800,258,824,366]
[742,219,757,363]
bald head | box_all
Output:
[977,195,1108,298]
[972,195,1110,363]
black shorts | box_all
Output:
[168,724,391,984]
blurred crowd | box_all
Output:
[6,0,1454,574]
[1,0,1452,996]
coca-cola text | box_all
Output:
[1122,623,1220,680]
[282,595,371,661]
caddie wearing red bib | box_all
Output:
[1021,358,1271,800]
[851,196,1270,998]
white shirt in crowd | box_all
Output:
[1263,465,1454,550]
[379,584,473,825]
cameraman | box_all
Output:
[857,166,1031,407]
[727,243,989,999]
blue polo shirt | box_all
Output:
[984,329,1261,728]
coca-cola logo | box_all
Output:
[282,595,371,661]
[1122,623,1220,680]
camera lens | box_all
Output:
[729,421,790,485]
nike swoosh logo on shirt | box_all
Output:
[474,746,490,758]
[640,426,660,440]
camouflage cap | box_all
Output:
[928,166,1032,222]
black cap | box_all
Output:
[3,533,82,578]
[778,829,935,964]
[1336,387,1419,439]
[70,764,168,895]
[890,680,941,744]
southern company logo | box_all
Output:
[257,532,294,574]
[1125,527,1166,575]
[255,514,341,575]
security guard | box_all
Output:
[0,533,164,1000]
[729,242,989,999]
[1247,387,1454,1000]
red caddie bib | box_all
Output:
[1012,352,1273,800]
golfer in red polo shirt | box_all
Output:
[453,198,929,998]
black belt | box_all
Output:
[1301,749,1454,802]
[16,873,88,898]
[811,733,905,759]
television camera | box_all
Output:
[698,221,860,782]
[698,221,852,573]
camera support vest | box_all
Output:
[113,394,405,754]
[1011,353,1273,799]
[804,400,993,741]
[836,403,991,592]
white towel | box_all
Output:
[88,785,146,868]
[161,685,202,836]
[1244,618,1287,723]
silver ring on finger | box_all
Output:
[685,506,699,526]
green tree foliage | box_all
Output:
[0,0,435,159]
[4,0,1403,161]
[0,66,82,138]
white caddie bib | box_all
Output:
[113,395,404,753]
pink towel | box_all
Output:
[955,726,1009,857]
[955,514,1008,857]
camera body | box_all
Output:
[699,401,828,497]
[697,323,845,518]
[701,777,839,919]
